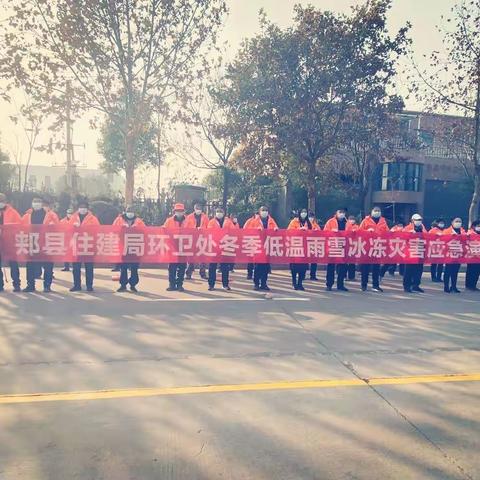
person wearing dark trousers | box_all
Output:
[207,208,234,291]
[114,206,146,293]
[443,218,466,293]
[288,209,313,291]
[429,218,446,282]
[323,209,353,292]
[69,200,100,292]
[185,204,209,280]
[0,193,22,292]
[403,214,427,293]
[246,263,254,280]
[243,213,259,281]
[246,207,279,291]
[359,207,389,292]
[21,196,59,292]
[380,222,405,278]
[346,215,359,281]
[466,221,480,291]
[308,212,321,280]
[164,203,188,292]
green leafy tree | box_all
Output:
[220,1,409,213]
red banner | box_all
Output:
[1,225,479,264]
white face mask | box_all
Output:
[475,227,480,233]
[194,209,202,215]
[78,207,88,215]
[337,213,346,220]
[0,202,5,209]
[32,202,43,211]
[126,212,135,219]
[215,212,224,219]
[260,211,268,219]
[371,211,381,218]
[348,219,356,225]
[453,222,462,229]
[413,220,422,227]
[300,212,308,219]
[233,218,238,224]
[438,223,445,229]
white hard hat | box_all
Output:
[411,213,422,221]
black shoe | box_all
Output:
[372,286,384,293]
[43,287,52,293]
[200,274,208,280]
[260,286,270,291]
[404,287,412,293]
[13,286,21,293]
[208,286,214,291]
[325,286,332,292]
[337,286,349,292]
[412,286,424,293]
[247,274,253,280]
[451,288,461,293]
[361,286,367,292]
[177,286,185,292]
[253,285,260,291]
[117,286,127,292]
[166,286,177,291]
[61,267,70,272]
[185,274,192,280]
[310,276,319,281]
[444,287,451,293]
[69,286,81,292]
[466,287,480,292]
[23,286,35,292]
[86,287,94,292]
[223,285,231,291]
[297,285,305,291]
[130,286,138,293]
[111,267,120,272]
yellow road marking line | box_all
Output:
[1,373,479,405]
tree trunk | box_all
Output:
[222,165,229,211]
[306,161,316,214]
[469,165,480,225]
[358,188,367,218]
[125,133,135,204]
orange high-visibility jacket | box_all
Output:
[288,217,313,230]
[184,212,209,229]
[429,227,444,235]
[207,217,234,230]
[243,215,258,229]
[311,220,321,230]
[403,223,427,233]
[113,215,145,227]
[390,225,404,233]
[0,204,21,224]
[359,215,389,233]
[22,209,59,225]
[163,215,186,228]
[324,216,354,232]
[231,222,241,230]
[246,215,279,230]
[60,216,71,224]
[468,228,480,236]
[69,211,100,226]
[443,226,466,235]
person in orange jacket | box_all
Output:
[114,205,146,293]
[184,203,209,280]
[346,215,359,281]
[243,212,259,280]
[359,206,389,292]
[402,213,427,293]
[0,192,22,292]
[429,218,446,282]
[164,203,188,291]
[21,196,59,292]
[443,217,466,293]
[466,220,480,291]
[207,207,234,291]
[69,200,100,292]
[287,208,313,290]
[324,208,352,291]
[307,211,321,281]
[248,206,279,291]
[380,221,405,278]
[60,208,74,272]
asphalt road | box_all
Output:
[0,267,479,480]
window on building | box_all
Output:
[376,162,422,192]
[418,129,434,147]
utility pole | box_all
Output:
[65,80,77,193]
